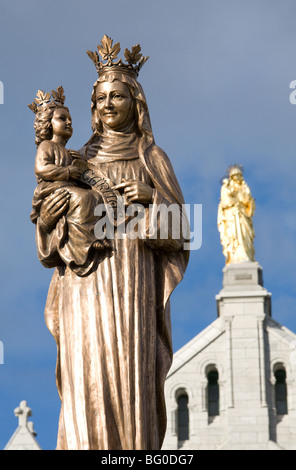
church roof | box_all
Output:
[267,317,296,346]
[167,313,296,380]
[4,400,41,450]
[167,317,225,378]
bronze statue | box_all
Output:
[218,164,255,264]
[29,35,189,450]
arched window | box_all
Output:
[177,392,189,442]
[207,368,219,417]
[274,366,288,415]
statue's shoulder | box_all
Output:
[149,143,168,158]
[36,140,56,155]
[147,143,172,167]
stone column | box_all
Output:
[216,261,272,449]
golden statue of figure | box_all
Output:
[29,35,189,450]
[218,165,255,265]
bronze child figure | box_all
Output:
[29,87,108,277]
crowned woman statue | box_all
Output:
[218,164,255,265]
[30,35,189,450]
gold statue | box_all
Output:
[29,35,189,450]
[218,165,255,264]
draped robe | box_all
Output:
[31,129,189,450]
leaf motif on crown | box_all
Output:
[86,50,99,67]
[28,86,66,114]
[34,90,51,106]
[28,101,38,114]
[97,35,120,63]
[87,35,149,78]
[51,86,65,105]
[124,45,142,65]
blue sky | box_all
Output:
[1,0,296,450]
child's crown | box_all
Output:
[28,86,66,114]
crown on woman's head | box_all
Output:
[227,163,244,176]
[87,35,149,79]
[28,86,66,114]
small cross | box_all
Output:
[14,400,32,427]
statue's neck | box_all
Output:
[101,120,136,137]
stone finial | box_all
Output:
[14,400,32,428]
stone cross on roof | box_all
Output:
[4,400,41,450]
[14,400,32,428]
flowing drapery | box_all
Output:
[32,140,189,450]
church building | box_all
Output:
[162,166,296,450]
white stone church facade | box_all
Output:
[162,261,296,450]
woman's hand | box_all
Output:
[112,180,153,205]
[39,189,71,232]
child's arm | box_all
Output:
[35,141,70,181]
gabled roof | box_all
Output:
[4,424,41,450]
[266,316,296,347]
[4,400,41,451]
[167,314,296,381]
[167,317,225,378]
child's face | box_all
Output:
[51,107,73,141]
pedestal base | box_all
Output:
[223,261,263,289]
[216,261,271,317]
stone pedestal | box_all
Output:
[221,261,264,289]
[215,261,272,449]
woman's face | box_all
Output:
[230,171,243,183]
[95,80,134,130]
